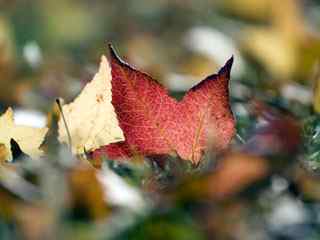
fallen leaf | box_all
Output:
[164,153,269,202]
[240,0,320,81]
[245,101,301,156]
[0,108,48,161]
[219,0,271,21]
[0,143,8,163]
[58,55,125,154]
[67,163,109,220]
[207,153,269,200]
[94,45,235,164]
[241,28,297,79]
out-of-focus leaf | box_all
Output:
[39,0,98,45]
[240,0,319,81]
[0,16,17,104]
[244,101,301,157]
[206,153,269,200]
[0,108,48,161]
[294,166,320,201]
[218,0,271,21]
[241,28,297,79]
[67,163,109,220]
[0,144,9,163]
[170,152,269,203]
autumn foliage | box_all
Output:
[2,1,320,239]
[94,45,235,164]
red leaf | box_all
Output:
[93,45,235,164]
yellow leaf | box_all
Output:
[219,0,271,21]
[241,28,298,79]
[58,56,124,154]
[239,0,319,81]
[0,143,8,163]
[0,108,48,161]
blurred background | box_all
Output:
[2,1,320,239]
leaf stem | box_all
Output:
[56,99,72,151]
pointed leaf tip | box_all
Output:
[218,56,234,78]
[108,43,115,56]
[57,53,124,154]
[96,48,235,163]
[108,44,124,65]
